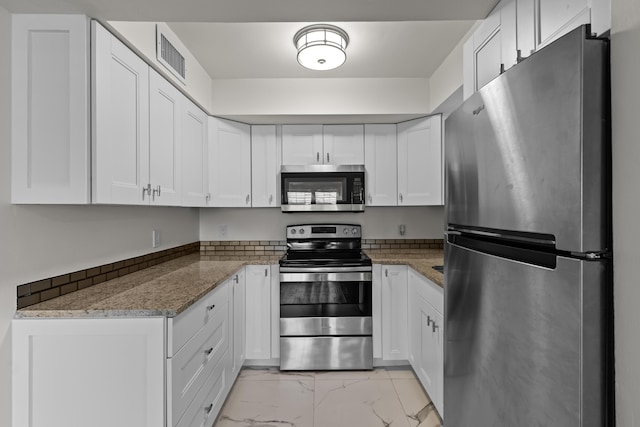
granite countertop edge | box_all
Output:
[16,250,443,319]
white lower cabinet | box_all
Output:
[380,265,408,360]
[407,268,444,416]
[12,268,258,427]
[229,269,246,380]
[12,317,166,427]
[245,265,272,360]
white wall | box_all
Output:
[429,24,478,110]
[611,0,640,425]
[211,77,430,118]
[0,7,200,427]
[200,206,445,241]
[107,21,214,112]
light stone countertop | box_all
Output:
[366,250,444,287]
[15,254,278,319]
[16,249,443,319]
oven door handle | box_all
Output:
[279,266,372,273]
[280,272,372,282]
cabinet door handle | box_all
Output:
[142,184,151,200]
[427,315,432,326]
[432,322,439,333]
[205,193,211,203]
[316,152,320,162]
[269,194,273,205]
[246,194,250,205]
[399,193,404,203]
[265,268,268,277]
[385,269,388,277]
[368,194,372,203]
[152,185,161,201]
[205,403,214,415]
[327,152,330,163]
[234,275,239,283]
[204,347,214,356]
[206,304,215,311]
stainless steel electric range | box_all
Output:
[279,224,373,370]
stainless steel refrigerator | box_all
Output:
[444,25,613,426]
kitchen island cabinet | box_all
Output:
[12,258,277,427]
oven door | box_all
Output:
[279,271,372,318]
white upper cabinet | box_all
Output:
[251,125,280,207]
[518,0,610,52]
[208,117,252,207]
[12,15,90,204]
[282,125,324,165]
[149,68,181,206]
[463,0,517,100]
[282,124,364,165]
[92,21,150,205]
[181,99,209,207]
[466,0,610,99]
[397,116,443,206]
[364,124,398,206]
[322,125,365,165]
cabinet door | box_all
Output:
[149,68,181,206]
[13,318,165,427]
[397,116,443,206]
[381,265,408,360]
[245,266,272,360]
[181,99,209,207]
[364,124,397,206]
[92,21,150,205]
[251,125,280,207]
[282,124,323,165]
[323,124,365,165]
[11,15,90,204]
[208,117,251,207]
[230,270,246,379]
[270,264,281,358]
[537,0,590,48]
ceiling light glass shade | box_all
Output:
[293,24,349,71]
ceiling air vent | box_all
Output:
[156,24,186,84]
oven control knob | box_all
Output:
[291,229,296,234]
[352,228,358,235]
[343,227,349,235]
[299,228,305,234]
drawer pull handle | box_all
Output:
[205,347,214,356]
[206,304,215,311]
[205,403,213,414]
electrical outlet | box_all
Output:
[399,224,406,236]
[152,229,161,248]
[218,225,228,239]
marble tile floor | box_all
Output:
[215,367,442,427]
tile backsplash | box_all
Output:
[17,238,444,309]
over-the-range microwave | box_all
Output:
[280,165,365,212]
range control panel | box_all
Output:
[286,224,362,239]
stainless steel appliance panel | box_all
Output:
[280,316,372,336]
[444,240,605,426]
[280,272,372,282]
[280,336,373,370]
[445,26,608,253]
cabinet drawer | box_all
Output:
[169,280,230,356]
[168,301,228,425]
[175,352,228,427]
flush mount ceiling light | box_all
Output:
[293,24,349,71]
